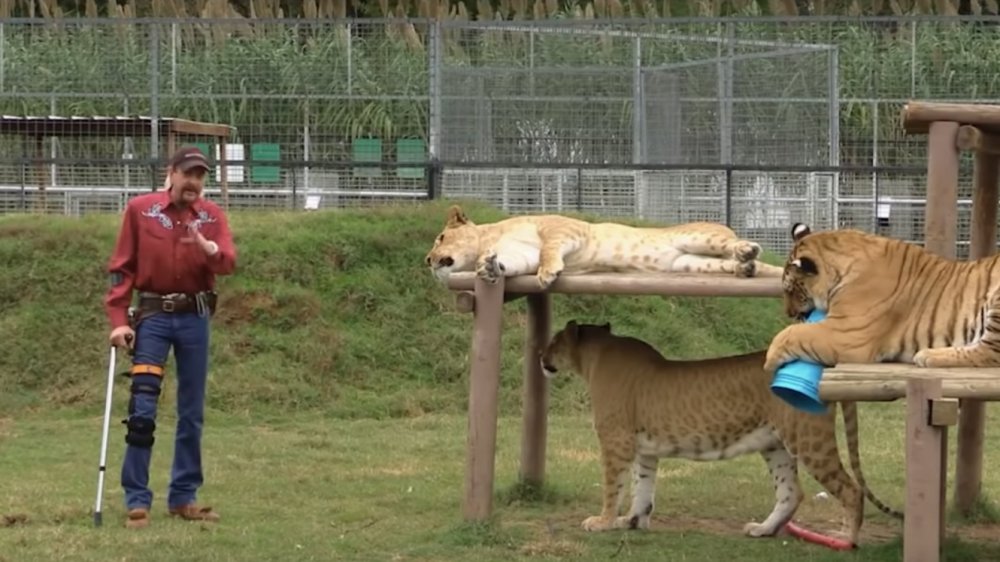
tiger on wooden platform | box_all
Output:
[765,222,1000,373]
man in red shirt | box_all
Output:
[104,146,237,529]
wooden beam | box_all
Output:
[924,121,960,258]
[167,118,234,138]
[455,291,475,313]
[955,125,1000,154]
[454,290,526,313]
[953,148,1000,516]
[902,101,1000,135]
[818,363,1000,401]
[463,275,505,521]
[825,363,1000,379]
[820,380,1000,402]
[519,293,550,487]
[930,399,960,428]
[446,272,783,297]
[904,377,947,562]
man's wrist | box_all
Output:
[202,240,219,256]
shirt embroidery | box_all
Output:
[141,203,173,230]
[193,209,217,229]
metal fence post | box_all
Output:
[428,19,442,162]
[632,34,642,165]
[149,23,160,188]
[719,22,734,166]
[576,167,582,212]
[724,167,733,227]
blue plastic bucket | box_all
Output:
[770,309,829,415]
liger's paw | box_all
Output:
[581,515,617,532]
[475,252,505,284]
[743,521,778,538]
[733,241,762,263]
[735,260,757,278]
[617,514,650,530]
[536,267,561,289]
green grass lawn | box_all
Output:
[2,202,1000,560]
[1,402,999,562]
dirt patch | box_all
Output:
[2,514,28,527]
[541,510,903,546]
[556,448,599,463]
[519,538,586,557]
[955,522,1000,543]
[214,290,280,327]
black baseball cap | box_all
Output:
[169,146,210,172]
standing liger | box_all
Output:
[541,320,901,546]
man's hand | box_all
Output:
[110,326,135,349]
[181,221,219,256]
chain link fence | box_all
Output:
[0,16,997,254]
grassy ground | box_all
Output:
[1,404,999,562]
[0,199,791,420]
[2,201,1000,560]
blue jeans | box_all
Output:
[122,311,211,511]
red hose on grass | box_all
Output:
[784,522,856,551]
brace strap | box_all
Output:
[131,364,164,377]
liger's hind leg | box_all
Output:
[667,231,775,278]
[797,444,864,546]
[914,286,1000,368]
[744,447,804,537]
[671,255,745,275]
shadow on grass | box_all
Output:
[438,518,523,549]
[855,535,1000,562]
[950,494,1000,526]
[497,479,576,508]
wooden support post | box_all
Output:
[904,377,949,562]
[954,148,1000,515]
[955,125,1000,154]
[463,275,505,521]
[166,129,177,157]
[519,293,550,487]
[923,121,960,258]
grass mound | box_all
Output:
[0,200,791,419]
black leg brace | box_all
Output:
[121,379,161,448]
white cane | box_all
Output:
[94,330,132,527]
[93,342,117,527]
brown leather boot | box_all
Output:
[168,504,220,523]
[125,508,150,529]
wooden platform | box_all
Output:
[445,271,784,297]
[823,364,1000,562]
[449,270,1000,562]
[821,363,1000,401]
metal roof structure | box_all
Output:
[0,115,234,138]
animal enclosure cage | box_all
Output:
[435,21,840,254]
[0,115,233,214]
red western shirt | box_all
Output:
[104,189,237,329]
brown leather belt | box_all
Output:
[137,291,217,315]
